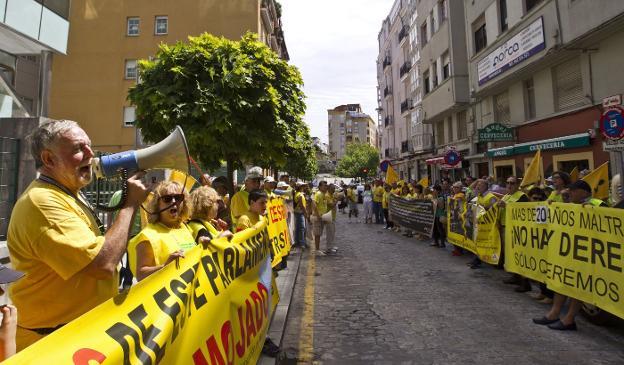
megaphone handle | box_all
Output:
[95,169,129,212]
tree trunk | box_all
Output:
[227,157,235,197]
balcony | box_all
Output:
[399,61,411,79]
[383,86,392,98]
[411,133,434,152]
[398,26,408,44]
[384,148,398,159]
[400,99,413,114]
[401,140,410,153]
[383,55,391,69]
[384,115,393,127]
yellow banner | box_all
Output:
[447,199,501,264]
[266,197,292,268]
[6,223,275,365]
[505,202,624,320]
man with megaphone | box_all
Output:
[6,120,149,351]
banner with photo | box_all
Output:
[388,195,435,237]
[6,224,277,365]
[447,198,501,265]
[505,202,624,320]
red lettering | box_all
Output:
[245,299,257,347]
[251,291,264,331]
[235,306,246,357]
[72,348,107,365]
[192,335,225,365]
[221,320,235,365]
[257,282,269,317]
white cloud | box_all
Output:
[280,0,395,143]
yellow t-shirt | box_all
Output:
[314,191,328,215]
[327,192,337,220]
[477,192,498,209]
[382,191,390,209]
[548,190,564,203]
[187,219,220,242]
[230,189,250,225]
[128,222,196,277]
[7,180,118,335]
[294,191,307,213]
[373,186,384,202]
[236,211,263,231]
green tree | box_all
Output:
[335,143,379,178]
[283,140,318,180]
[127,32,308,193]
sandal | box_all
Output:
[262,337,281,357]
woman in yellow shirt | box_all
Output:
[128,181,195,281]
[188,186,232,245]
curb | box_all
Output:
[258,247,304,365]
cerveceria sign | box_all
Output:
[486,133,590,157]
[478,123,514,142]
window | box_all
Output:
[494,91,510,124]
[420,22,428,45]
[123,106,136,127]
[127,17,139,36]
[438,0,447,23]
[554,57,585,111]
[523,78,536,119]
[432,61,438,88]
[499,0,508,32]
[124,60,137,79]
[436,121,445,145]
[155,16,168,35]
[473,16,487,53]
[446,117,454,142]
[525,0,543,13]
[442,52,450,80]
[457,111,467,139]
[423,69,430,94]
[431,10,437,33]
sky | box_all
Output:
[280,0,396,143]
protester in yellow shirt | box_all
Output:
[325,184,338,254]
[230,166,263,226]
[128,181,195,281]
[372,180,385,224]
[236,190,268,231]
[210,176,232,228]
[8,120,149,350]
[382,184,394,229]
[546,171,571,203]
[187,186,232,246]
[293,183,308,248]
[311,181,329,255]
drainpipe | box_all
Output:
[37,51,53,117]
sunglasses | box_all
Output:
[160,194,185,204]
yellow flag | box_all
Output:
[569,166,579,183]
[582,162,609,200]
[417,176,429,188]
[386,165,399,185]
[521,149,542,188]
[169,169,198,193]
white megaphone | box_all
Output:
[92,126,190,178]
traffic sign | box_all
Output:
[599,106,624,140]
[444,150,461,166]
[379,160,390,172]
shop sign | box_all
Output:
[486,134,590,157]
[477,17,545,85]
[478,123,515,142]
[602,94,622,108]
[604,139,624,151]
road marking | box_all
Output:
[297,252,315,362]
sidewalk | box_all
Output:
[259,247,303,365]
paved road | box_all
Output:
[278,210,624,364]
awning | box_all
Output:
[486,133,590,158]
[426,157,445,165]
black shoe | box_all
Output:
[469,262,481,269]
[262,337,281,357]
[430,242,439,247]
[503,276,521,285]
[515,284,531,293]
[548,320,577,331]
[438,243,446,248]
[532,316,559,325]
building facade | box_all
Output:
[327,104,378,162]
[49,0,288,153]
[465,0,624,182]
[0,0,71,240]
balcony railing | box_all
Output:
[398,26,408,43]
[384,115,393,127]
[384,148,398,159]
[383,56,391,69]
[400,99,413,113]
[401,140,409,153]
[411,133,434,152]
[383,86,392,98]
[399,61,411,78]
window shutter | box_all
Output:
[494,91,510,124]
[555,58,585,111]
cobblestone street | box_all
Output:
[279,210,624,364]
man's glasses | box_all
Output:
[160,194,185,204]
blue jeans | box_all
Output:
[294,212,306,246]
[373,202,384,224]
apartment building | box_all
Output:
[416,0,472,182]
[465,0,624,180]
[327,104,378,162]
[49,0,289,153]
[378,0,424,180]
[0,0,71,239]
